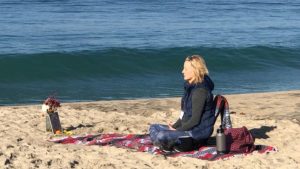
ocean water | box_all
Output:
[0,0,300,105]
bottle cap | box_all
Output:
[217,125,224,133]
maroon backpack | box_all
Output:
[213,95,255,153]
[224,126,255,153]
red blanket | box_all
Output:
[49,133,277,161]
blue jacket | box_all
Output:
[173,75,215,141]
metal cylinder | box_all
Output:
[216,127,227,154]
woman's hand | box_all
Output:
[168,123,176,130]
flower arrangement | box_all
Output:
[41,96,61,113]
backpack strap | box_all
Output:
[213,95,232,129]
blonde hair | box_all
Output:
[185,55,209,84]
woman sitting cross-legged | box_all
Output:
[149,55,215,152]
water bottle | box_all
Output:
[216,125,227,154]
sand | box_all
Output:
[0,90,300,169]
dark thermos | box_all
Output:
[216,125,227,154]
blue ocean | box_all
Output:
[0,0,300,105]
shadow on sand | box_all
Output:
[65,124,94,131]
[250,125,277,139]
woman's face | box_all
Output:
[182,61,195,83]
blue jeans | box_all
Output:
[149,124,191,148]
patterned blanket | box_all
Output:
[49,133,277,161]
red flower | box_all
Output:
[43,96,61,112]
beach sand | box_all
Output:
[0,90,300,169]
